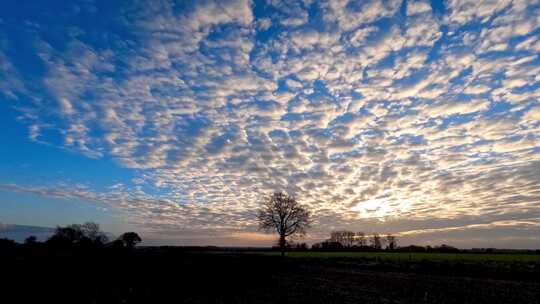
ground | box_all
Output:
[3,249,539,303]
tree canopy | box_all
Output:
[257,191,311,256]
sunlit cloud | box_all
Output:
[0,0,539,247]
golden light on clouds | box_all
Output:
[0,0,539,247]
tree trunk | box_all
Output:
[279,234,286,257]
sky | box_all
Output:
[0,0,539,248]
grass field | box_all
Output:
[258,251,540,263]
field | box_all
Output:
[3,249,539,303]
[258,251,540,262]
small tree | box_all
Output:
[47,225,85,247]
[257,192,311,257]
[370,233,383,250]
[330,230,356,247]
[46,222,108,248]
[386,234,397,250]
[118,232,142,249]
[355,232,366,247]
[24,236,38,245]
[81,222,109,245]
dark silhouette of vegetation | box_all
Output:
[0,221,539,303]
[0,237,18,255]
[257,191,311,257]
[45,222,108,249]
[311,240,344,251]
[24,235,37,245]
[356,231,367,246]
[118,232,142,249]
[312,231,399,252]
[370,233,383,250]
[271,241,309,252]
[81,222,109,244]
[1,239,539,304]
[330,230,356,247]
[386,234,397,250]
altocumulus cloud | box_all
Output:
[0,0,539,247]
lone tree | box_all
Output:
[257,191,311,257]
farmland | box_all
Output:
[3,247,539,303]
[258,251,540,263]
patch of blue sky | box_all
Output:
[0,188,129,234]
[0,102,133,191]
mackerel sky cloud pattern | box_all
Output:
[0,0,539,247]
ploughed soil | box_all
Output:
[3,250,539,304]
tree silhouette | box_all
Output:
[370,233,383,250]
[46,222,107,248]
[24,235,37,245]
[47,225,85,247]
[0,238,18,254]
[386,234,397,250]
[356,232,367,247]
[330,230,356,247]
[81,222,109,245]
[118,232,142,249]
[257,191,311,257]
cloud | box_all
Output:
[0,50,26,99]
[0,0,539,247]
[444,0,512,27]
[422,99,490,118]
[523,107,540,122]
[256,17,272,31]
[407,1,432,16]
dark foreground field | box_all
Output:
[3,249,540,304]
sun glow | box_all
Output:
[351,195,413,219]
[351,198,392,218]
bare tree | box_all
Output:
[386,234,397,250]
[81,222,108,244]
[47,222,108,247]
[257,192,311,257]
[370,233,383,250]
[330,230,355,247]
[355,232,366,247]
[47,224,85,246]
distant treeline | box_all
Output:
[1,224,539,255]
[314,230,399,251]
[276,230,540,254]
[0,222,141,256]
[270,230,401,252]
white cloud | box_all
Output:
[256,17,272,31]
[407,1,432,16]
[463,85,491,95]
[1,0,539,247]
[444,0,512,27]
[422,100,490,118]
[58,97,75,115]
[0,50,25,99]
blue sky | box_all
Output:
[0,0,539,247]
